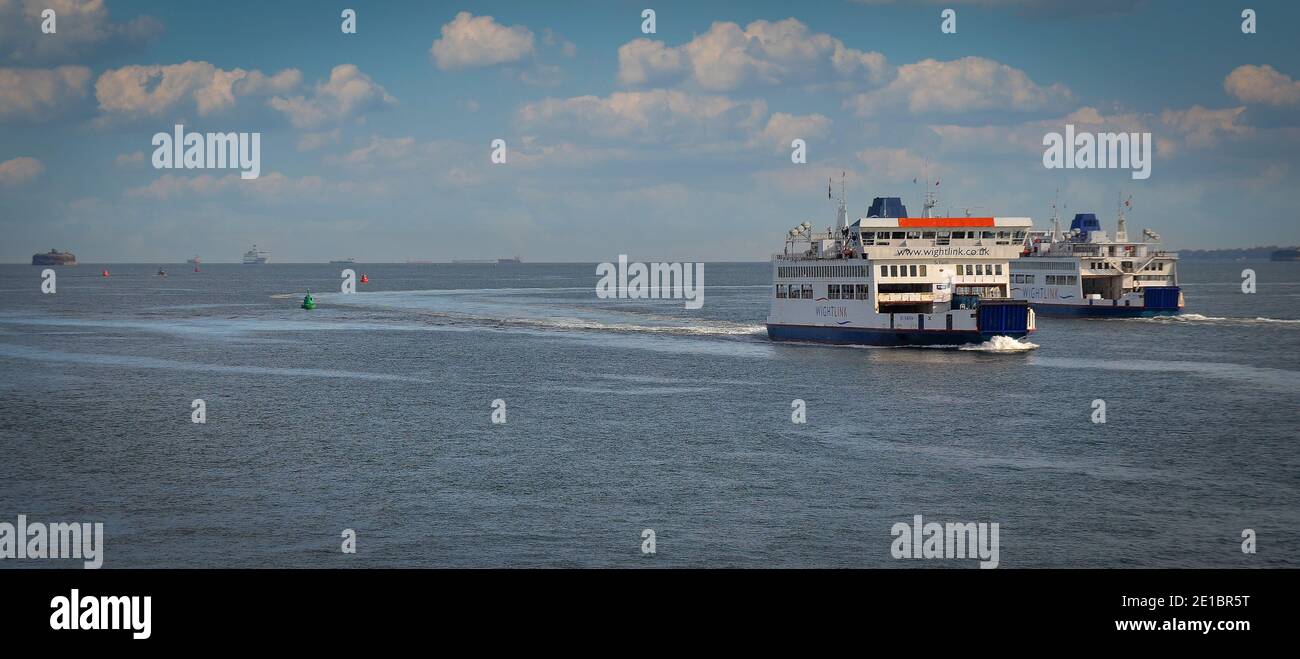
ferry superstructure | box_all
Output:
[767,192,1035,346]
[1009,200,1181,316]
[242,245,268,264]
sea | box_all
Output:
[0,261,1296,567]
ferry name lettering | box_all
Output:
[816,306,847,318]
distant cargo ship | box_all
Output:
[32,249,76,266]
[242,245,268,264]
[1271,248,1300,262]
[329,258,356,264]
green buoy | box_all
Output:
[301,291,316,310]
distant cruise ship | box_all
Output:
[242,245,268,264]
[186,255,201,264]
[1010,199,1181,316]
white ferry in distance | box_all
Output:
[1010,198,1182,316]
[767,186,1035,346]
[242,244,268,264]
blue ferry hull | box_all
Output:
[766,323,1028,346]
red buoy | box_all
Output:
[360,274,369,284]
[101,269,109,277]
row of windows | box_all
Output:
[861,230,1026,242]
[879,264,928,278]
[776,265,869,278]
[954,263,1003,277]
[828,284,871,300]
[1142,261,1169,271]
[1134,274,1171,281]
[1045,275,1079,285]
[1010,274,1037,284]
[1014,261,1076,271]
[775,284,813,299]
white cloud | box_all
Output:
[617,18,889,91]
[0,156,43,185]
[845,56,1072,118]
[0,65,91,119]
[857,147,931,182]
[757,112,832,152]
[0,0,162,64]
[95,61,301,119]
[269,64,395,129]
[1224,64,1300,107]
[430,12,535,70]
[518,89,768,144]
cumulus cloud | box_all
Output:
[430,12,535,70]
[518,89,769,144]
[757,112,832,151]
[94,61,301,119]
[268,64,395,129]
[0,65,91,119]
[0,155,43,185]
[1224,64,1300,107]
[845,56,1072,118]
[0,0,163,64]
[617,18,890,91]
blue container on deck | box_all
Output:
[977,299,1031,334]
[1143,286,1181,310]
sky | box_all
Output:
[1,0,1298,262]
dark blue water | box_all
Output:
[1,261,1297,567]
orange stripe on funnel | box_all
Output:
[898,217,995,228]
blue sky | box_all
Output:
[2,0,1298,262]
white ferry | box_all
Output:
[242,244,268,264]
[1010,199,1181,317]
[767,189,1035,346]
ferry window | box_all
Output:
[880,265,888,277]
[982,231,996,239]
[891,232,905,239]
[919,265,927,276]
[909,265,917,277]
[995,264,1003,275]
[776,285,786,298]
[976,264,984,276]
[802,285,813,299]
[1026,275,1035,284]
[890,265,899,277]
[964,265,973,276]
[951,231,966,239]
[1014,231,1026,240]
[828,284,840,299]
[937,231,951,238]
[997,231,1009,239]
[922,231,935,239]
[907,231,922,239]
[856,285,870,300]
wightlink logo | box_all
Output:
[0,515,103,569]
[152,124,261,179]
[596,255,704,309]
[890,514,999,569]
[1043,124,1151,180]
